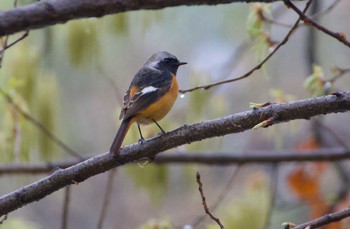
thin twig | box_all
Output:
[179,0,312,94]
[260,0,342,29]
[0,88,83,160]
[284,0,350,47]
[196,171,225,229]
[328,66,350,84]
[0,31,29,55]
[0,36,10,67]
[97,169,117,229]
[201,167,240,212]
[258,10,292,28]
[61,186,71,229]
[192,166,241,227]
[216,42,250,82]
[0,0,28,68]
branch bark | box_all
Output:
[294,207,350,229]
[0,0,303,36]
[0,92,349,217]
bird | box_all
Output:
[110,51,187,154]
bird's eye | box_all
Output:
[164,58,173,63]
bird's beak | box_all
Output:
[177,61,187,66]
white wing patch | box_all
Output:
[141,86,158,94]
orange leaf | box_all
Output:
[288,166,328,218]
[288,166,319,200]
[325,222,341,229]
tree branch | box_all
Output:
[179,0,311,93]
[294,206,350,229]
[1,147,350,175]
[196,171,225,229]
[192,166,241,227]
[0,92,350,217]
[0,0,304,36]
[284,0,350,47]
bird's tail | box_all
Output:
[110,118,133,154]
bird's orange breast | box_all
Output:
[136,74,178,124]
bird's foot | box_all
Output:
[138,137,145,144]
[157,130,167,136]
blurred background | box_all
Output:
[1,0,350,228]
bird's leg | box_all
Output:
[137,123,145,144]
[152,119,166,134]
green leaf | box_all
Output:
[246,7,263,39]
[0,91,33,162]
[35,72,59,160]
[106,13,128,35]
[246,4,271,39]
[252,32,269,62]
[7,44,40,102]
[66,19,100,66]
[304,65,326,97]
[246,4,273,63]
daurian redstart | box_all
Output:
[110,51,187,154]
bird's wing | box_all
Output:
[120,67,172,120]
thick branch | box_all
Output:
[0,92,349,216]
[0,0,302,36]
